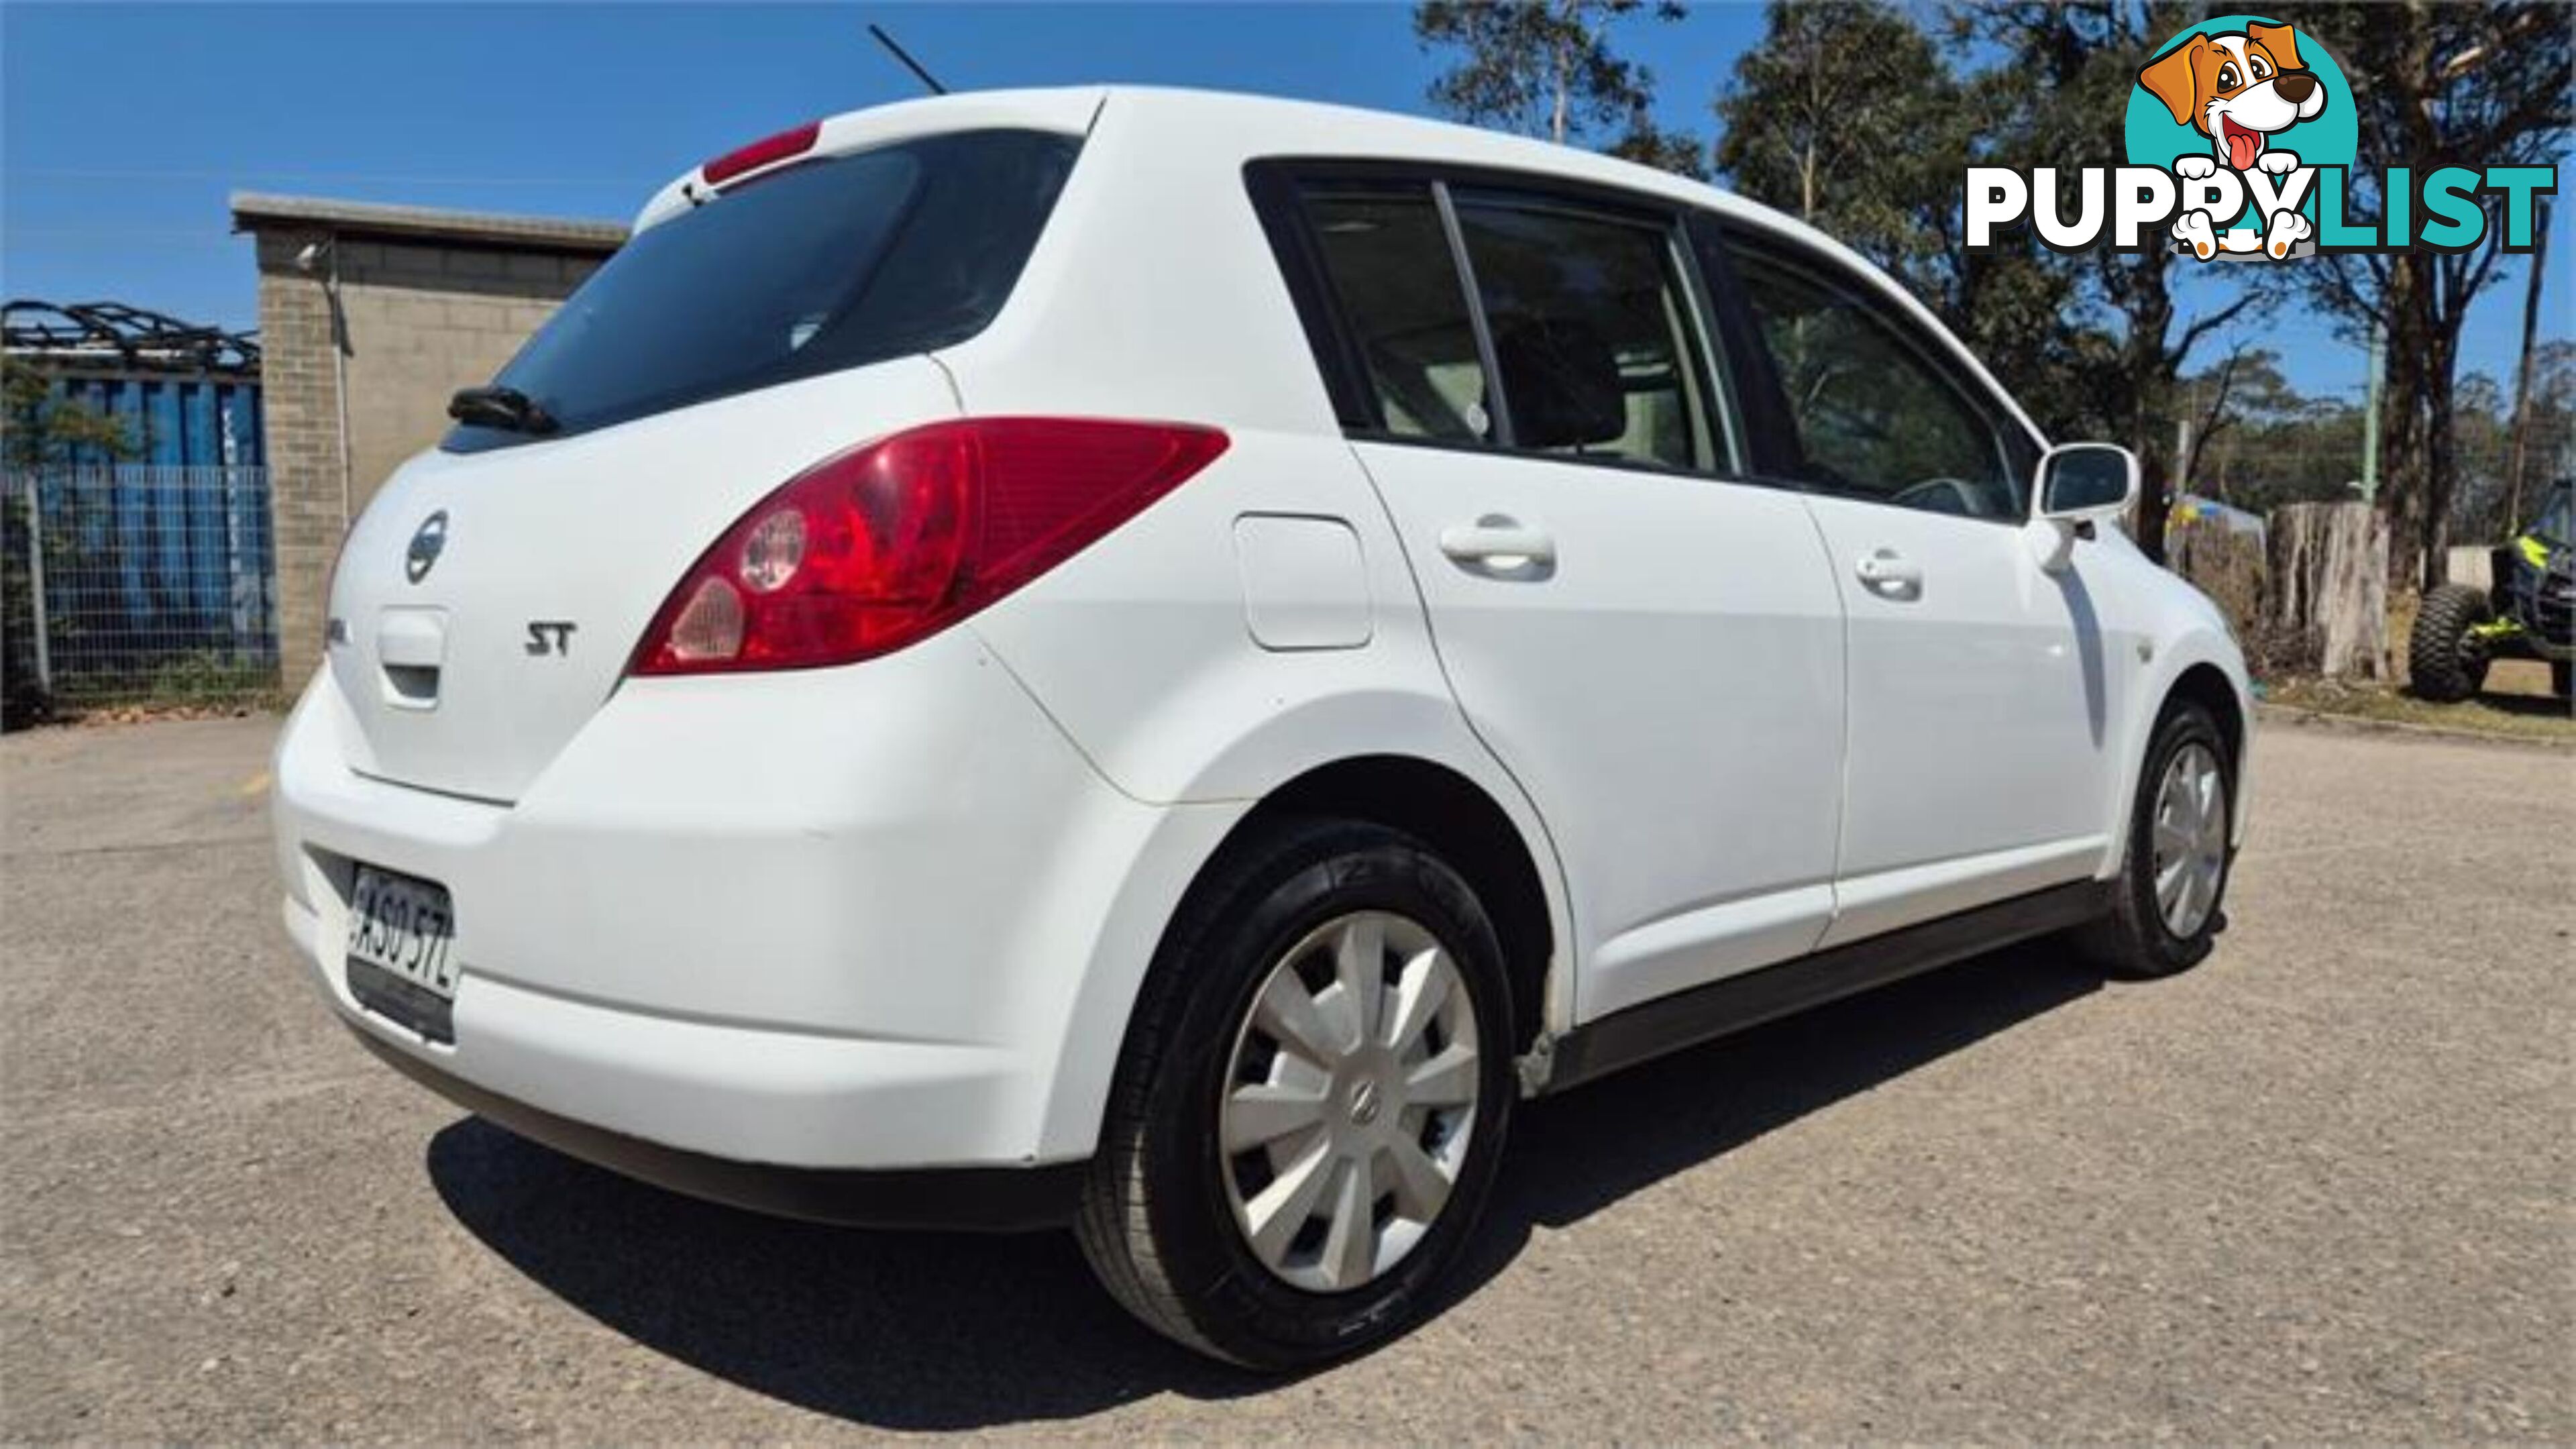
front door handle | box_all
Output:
[1440,517,1556,574]
[1856,548,1922,597]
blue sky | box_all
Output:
[3,2,2565,408]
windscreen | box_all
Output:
[445,128,1080,451]
[2532,487,2571,548]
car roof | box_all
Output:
[631,85,2045,449]
[1075,87,2044,449]
[641,83,1810,247]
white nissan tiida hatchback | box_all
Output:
[274,87,2252,1366]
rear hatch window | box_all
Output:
[445,127,1079,451]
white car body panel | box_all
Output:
[1347,443,1847,1022]
[1801,494,2128,947]
[278,626,1248,1166]
[270,85,2254,1187]
[2083,535,2260,859]
[962,431,1582,1040]
[323,357,961,802]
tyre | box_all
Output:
[2075,701,2235,979]
[2408,583,2493,702]
[1076,818,1516,1368]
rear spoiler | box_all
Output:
[631,87,1110,235]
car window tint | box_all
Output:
[446,129,1079,453]
[1452,197,1717,471]
[2532,486,2571,546]
[1299,185,1494,444]
[1726,245,2021,518]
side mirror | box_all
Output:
[2026,442,2140,574]
[2035,442,2139,519]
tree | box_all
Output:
[2504,193,2553,533]
[2290,2,2572,588]
[2171,343,2249,502]
[3,357,133,470]
[2177,351,2355,513]
[3,357,136,727]
[1417,0,1699,170]
[1712,0,2090,431]
[1606,116,1709,179]
[1715,1,1947,242]
[2455,342,2576,543]
[1955,1,2274,563]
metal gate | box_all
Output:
[3,464,278,712]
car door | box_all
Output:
[1715,233,2125,947]
[1255,168,1847,1022]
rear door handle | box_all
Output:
[1855,548,1922,596]
[1439,517,1556,574]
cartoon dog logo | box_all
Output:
[2138,20,2327,260]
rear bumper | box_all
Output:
[282,878,1045,1170]
[272,629,1244,1177]
[345,1024,1085,1230]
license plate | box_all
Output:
[345,865,457,1042]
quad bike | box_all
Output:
[2408,479,2575,702]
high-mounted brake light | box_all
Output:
[702,121,821,186]
[629,418,1230,677]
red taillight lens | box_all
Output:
[629,417,1230,677]
[702,121,820,186]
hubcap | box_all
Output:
[1219,910,1481,1294]
[2150,741,2229,938]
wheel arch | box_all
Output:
[2167,661,2247,775]
[1031,746,1574,1163]
[2104,642,2255,875]
[1218,755,1562,1055]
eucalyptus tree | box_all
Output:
[1416,0,1702,171]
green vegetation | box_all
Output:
[3,357,140,729]
[1416,1,2574,580]
[2268,665,2575,745]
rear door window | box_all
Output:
[1277,170,1735,475]
[1451,195,1723,472]
[1299,183,1495,445]
[445,128,1079,451]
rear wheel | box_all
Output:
[2076,701,2235,979]
[2408,583,2494,702]
[1076,819,1515,1368]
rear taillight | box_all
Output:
[701,121,820,186]
[628,417,1230,677]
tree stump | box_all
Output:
[2167,515,2266,645]
[2267,502,2390,680]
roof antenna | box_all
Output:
[867,23,948,96]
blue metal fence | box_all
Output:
[49,374,264,470]
[4,464,277,708]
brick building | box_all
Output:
[229,194,625,670]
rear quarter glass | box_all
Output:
[445,129,1081,452]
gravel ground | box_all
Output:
[3,715,2570,1441]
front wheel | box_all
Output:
[1076,819,1517,1368]
[2408,583,2494,702]
[2076,702,2236,979]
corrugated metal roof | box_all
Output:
[228,192,626,253]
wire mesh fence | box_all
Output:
[2179,412,2575,549]
[3,464,279,716]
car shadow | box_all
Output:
[426,938,2102,1430]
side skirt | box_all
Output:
[1541,878,2114,1093]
